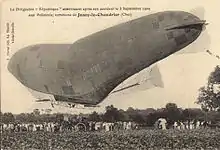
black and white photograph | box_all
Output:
[1,0,220,149]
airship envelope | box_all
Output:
[8,11,207,106]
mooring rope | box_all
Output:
[206,50,220,60]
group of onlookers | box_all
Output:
[0,121,138,133]
[1,119,218,133]
[156,118,217,130]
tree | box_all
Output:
[197,66,220,111]
[182,108,204,121]
[27,113,37,123]
[16,113,28,123]
[146,112,158,126]
[88,111,101,122]
[55,113,64,123]
[126,108,146,124]
[132,113,146,124]
[2,112,15,124]
[33,109,40,116]
[208,65,220,84]
[45,109,52,114]
[166,103,178,111]
[118,109,130,122]
[165,103,182,124]
[103,105,121,122]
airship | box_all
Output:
[8,11,207,107]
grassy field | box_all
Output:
[1,129,220,150]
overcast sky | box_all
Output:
[1,0,220,114]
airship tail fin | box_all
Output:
[147,65,164,88]
[111,64,164,95]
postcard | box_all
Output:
[1,0,220,149]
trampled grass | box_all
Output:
[1,128,220,150]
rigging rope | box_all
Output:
[206,50,220,60]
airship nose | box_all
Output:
[167,11,207,40]
[180,12,207,42]
[165,11,207,32]
[7,47,28,82]
[8,45,41,83]
[8,51,21,79]
[182,12,207,30]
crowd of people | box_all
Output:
[1,118,216,133]
[156,119,214,130]
[0,121,139,133]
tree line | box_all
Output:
[1,103,220,127]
